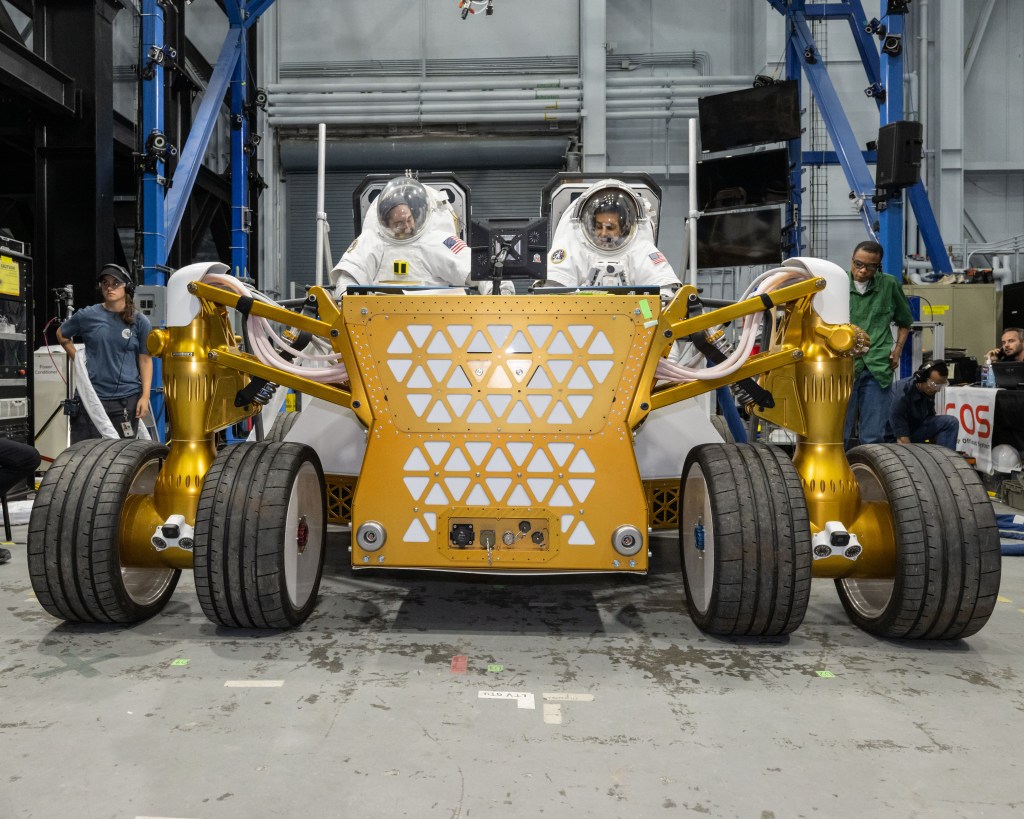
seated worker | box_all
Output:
[330,175,471,295]
[543,179,681,299]
[888,361,959,450]
[987,327,1024,363]
[0,436,40,564]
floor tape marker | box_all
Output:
[224,680,285,688]
[478,690,535,710]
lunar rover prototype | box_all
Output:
[29,258,1000,639]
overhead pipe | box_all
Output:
[266,77,583,94]
[269,113,579,126]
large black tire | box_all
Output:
[710,414,735,443]
[27,439,180,623]
[264,410,300,443]
[679,443,812,636]
[193,442,326,628]
[837,444,1001,639]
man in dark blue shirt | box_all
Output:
[888,361,959,450]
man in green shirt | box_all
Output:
[843,240,914,449]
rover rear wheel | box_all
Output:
[679,443,812,636]
[838,444,1000,639]
[194,442,326,628]
[264,410,301,443]
[27,439,180,623]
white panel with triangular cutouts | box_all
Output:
[387,332,412,354]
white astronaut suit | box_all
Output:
[330,178,470,295]
[544,179,680,295]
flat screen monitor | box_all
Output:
[696,207,783,268]
[470,217,548,282]
[697,149,791,212]
[698,81,801,153]
[992,361,1024,390]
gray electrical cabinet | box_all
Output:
[903,283,1001,362]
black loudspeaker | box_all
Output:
[876,120,924,189]
[1003,281,1024,332]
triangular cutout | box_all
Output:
[508,331,532,353]
[425,484,449,505]
[485,477,511,502]
[407,366,432,389]
[560,514,575,533]
[528,368,552,390]
[569,449,595,473]
[445,448,471,472]
[549,360,572,383]
[526,478,552,503]
[547,331,572,355]
[588,330,614,356]
[547,401,573,425]
[448,367,472,389]
[426,402,452,423]
[549,485,573,507]
[387,332,412,354]
[388,359,412,382]
[466,402,493,424]
[407,394,431,417]
[507,442,532,466]
[403,448,429,471]
[567,368,593,390]
[447,394,471,418]
[468,331,492,353]
[527,450,553,473]
[589,360,614,384]
[403,517,430,543]
[486,449,512,472]
[528,325,553,348]
[507,400,532,424]
[488,324,512,348]
[447,325,472,348]
[548,442,574,466]
[427,359,451,382]
[444,476,470,501]
[403,476,429,501]
[569,478,595,502]
[526,394,552,416]
[424,442,450,464]
[487,394,512,417]
[507,485,531,506]
[465,441,492,465]
[568,324,593,349]
[465,485,490,506]
[407,325,431,348]
[568,520,595,545]
[568,395,593,418]
[427,334,452,354]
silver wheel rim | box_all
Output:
[839,461,895,618]
[284,461,324,609]
[681,463,716,615]
[122,455,177,606]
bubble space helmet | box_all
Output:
[572,180,647,253]
[375,177,431,242]
[992,444,1022,473]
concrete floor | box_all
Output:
[3,516,1024,819]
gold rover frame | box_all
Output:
[130,277,890,578]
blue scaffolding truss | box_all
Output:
[768,0,953,277]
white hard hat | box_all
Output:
[992,444,1022,473]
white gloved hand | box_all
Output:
[476,280,517,295]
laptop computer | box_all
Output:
[991,360,1024,390]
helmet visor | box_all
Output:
[376,178,430,242]
[579,187,640,252]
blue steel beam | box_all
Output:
[840,0,881,88]
[140,0,166,284]
[164,29,243,251]
[229,31,249,279]
[780,5,880,236]
[245,0,278,27]
[785,34,804,256]
[877,4,905,277]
